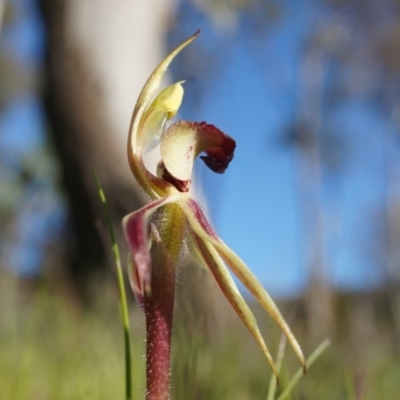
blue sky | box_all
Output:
[174,1,391,296]
[194,43,305,297]
[1,0,394,296]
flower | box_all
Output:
[123,30,305,396]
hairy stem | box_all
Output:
[144,258,175,400]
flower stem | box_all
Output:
[144,259,175,400]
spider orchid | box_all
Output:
[123,30,305,399]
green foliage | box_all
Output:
[1,280,400,400]
[0,280,144,400]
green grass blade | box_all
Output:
[276,338,331,400]
[344,368,357,400]
[266,334,287,400]
[92,169,132,400]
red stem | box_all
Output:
[144,262,175,400]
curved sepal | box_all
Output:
[128,31,200,198]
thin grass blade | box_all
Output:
[275,339,331,400]
[344,368,357,400]
[92,168,132,400]
[266,333,287,400]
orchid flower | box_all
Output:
[123,30,305,399]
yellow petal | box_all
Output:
[180,197,306,369]
[146,82,184,120]
[139,83,184,152]
[128,31,200,198]
[190,232,279,380]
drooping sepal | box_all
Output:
[179,197,306,371]
[122,196,180,301]
[190,232,279,381]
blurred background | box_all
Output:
[1,0,400,398]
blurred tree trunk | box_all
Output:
[294,38,334,339]
[38,0,177,299]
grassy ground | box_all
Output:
[0,279,144,399]
[1,272,399,399]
